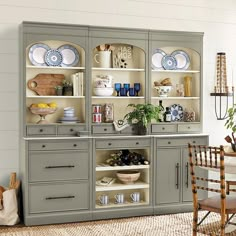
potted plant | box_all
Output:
[124,103,161,135]
[62,80,73,96]
[225,105,236,151]
[54,85,63,96]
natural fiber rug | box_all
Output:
[0,211,236,236]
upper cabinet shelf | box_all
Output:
[27,65,85,70]
[92,68,145,72]
[22,22,203,136]
[151,69,200,73]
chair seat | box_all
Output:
[199,195,236,214]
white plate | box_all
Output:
[28,43,50,66]
[151,49,166,69]
[171,50,190,70]
[170,104,184,121]
[58,45,80,67]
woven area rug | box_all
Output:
[0,211,236,236]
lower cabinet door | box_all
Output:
[156,148,181,204]
[29,182,89,213]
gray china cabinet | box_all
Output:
[20,21,208,226]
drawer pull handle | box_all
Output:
[188,126,190,129]
[73,144,77,147]
[42,145,46,148]
[108,143,112,146]
[45,196,75,200]
[104,128,107,131]
[70,129,74,132]
[136,142,139,145]
[45,165,75,169]
[39,129,43,132]
[193,141,196,144]
[168,141,171,144]
[162,127,165,130]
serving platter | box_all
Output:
[171,50,190,70]
[151,49,166,69]
[58,45,80,67]
[28,43,50,66]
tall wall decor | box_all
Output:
[210,52,234,120]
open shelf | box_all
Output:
[151,96,200,100]
[96,181,149,192]
[92,68,145,72]
[92,96,145,99]
[151,69,200,73]
[27,96,85,98]
[96,164,150,171]
[26,65,85,70]
[95,200,148,208]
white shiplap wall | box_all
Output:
[0,0,236,184]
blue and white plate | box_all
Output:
[171,50,190,70]
[170,104,184,121]
[45,49,63,66]
[161,55,177,70]
[28,43,50,66]
[58,45,79,67]
[151,49,166,69]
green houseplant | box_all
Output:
[225,104,236,151]
[62,80,73,96]
[124,103,161,135]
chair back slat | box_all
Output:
[188,143,225,196]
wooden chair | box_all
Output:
[188,143,236,236]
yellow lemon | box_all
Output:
[48,102,57,108]
[37,103,48,108]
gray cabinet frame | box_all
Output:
[20,22,207,226]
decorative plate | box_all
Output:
[151,49,166,69]
[28,43,50,66]
[171,50,190,70]
[58,45,79,67]
[45,49,63,66]
[161,55,177,70]
[170,104,184,121]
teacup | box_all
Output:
[130,192,140,203]
[115,193,124,204]
[99,194,109,205]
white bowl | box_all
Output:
[154,86,172,97]
[93,87,114,96]
[116,170,140,184]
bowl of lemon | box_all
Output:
[29,102,57,124]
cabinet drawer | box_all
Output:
[151,124,177,133]
[28,140,89,151]
[27,125,56,136]
[178,124,201,132]
[96,138,150,149]
[156,137,208,147]
[57,125,85,136]
[29,151,89,182]
[29,182,89,213]
[92,125,119,135]
[120,125,137,135]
